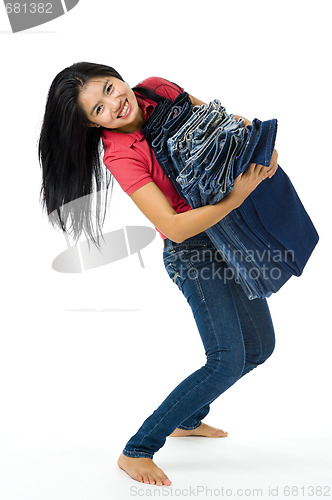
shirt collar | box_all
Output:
[136,94,155,122]
[102,127,143,149]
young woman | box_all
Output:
[39,62,278,487]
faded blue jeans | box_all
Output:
[141,94,319,300]
[122,231,275,459]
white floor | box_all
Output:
[1,430,331,499]
[1,257,331,499]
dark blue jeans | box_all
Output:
[122,232,275,459]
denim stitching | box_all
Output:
[264,122,272,166]
[122,450,154,459]
[186,258,206,302]
[167,263,183,291]
[177,421,202,430]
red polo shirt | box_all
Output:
[102,76,192,240]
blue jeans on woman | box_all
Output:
[122,231,275,459]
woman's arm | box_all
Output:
[129,159,275,243]
[188,94,207,107]
[130,182,237,243]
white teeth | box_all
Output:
[119,100,129,117]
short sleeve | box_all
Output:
[104,149,153,196]
[135,76,185,102]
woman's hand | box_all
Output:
[229,149,278,208]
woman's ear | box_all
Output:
[87,123,100,128]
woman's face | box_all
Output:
[78,76,144,133]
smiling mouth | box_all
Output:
[118,99,129,118]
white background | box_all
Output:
[0,1,331,498]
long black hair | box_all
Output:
[38,62,180,247]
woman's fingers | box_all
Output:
[266,149,278,178]
[255,149,279,179]
[253,162,269,177]
[244,151,278,182]
[246,162,266,175]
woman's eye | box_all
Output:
[95,83,112,115]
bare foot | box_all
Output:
[169,422,228,438]
[117,453,172,486]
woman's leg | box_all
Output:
[122,233,262,459]
[177,268,275,430]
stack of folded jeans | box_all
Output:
[141,92,319,299]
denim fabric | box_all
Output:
[236,166,319,275]
[142,92,192,146]
[141,92,194,200]
[142,99,286,298]
[187,128,249,205]
[141,94,319,300]
[122,232,275,459]
[204,216,294,299]
[169,115,277,205]
[168,100,243,188]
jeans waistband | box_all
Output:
[163,231,212,250]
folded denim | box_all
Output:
[188,129,249,204]
[141,94,319,299]
[168,100,243,184]
[171,118,277,205]
[142,92,192,144]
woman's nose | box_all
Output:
[108,96,121,115]
[109,89,122,112]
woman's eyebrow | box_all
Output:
[90,80,110,115]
